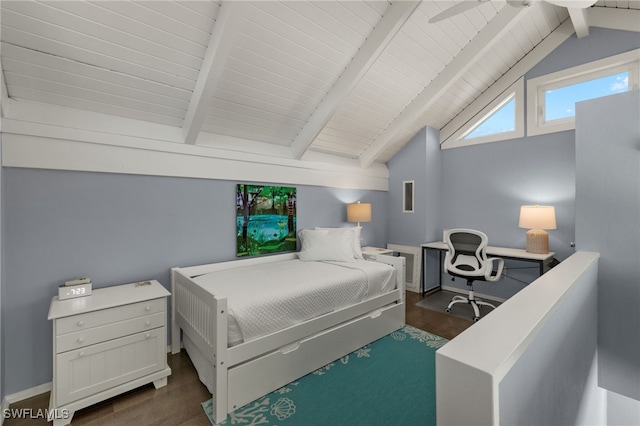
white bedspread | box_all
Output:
[191,259,396,346]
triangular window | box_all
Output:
[463,96,515,140]
[442,78,524,149]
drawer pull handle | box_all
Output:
[145,333,151,339]
[77,320,84,327]
[370,309,383,319]
[78,351,85,357]
[280,342,301,354]
[77,337,84,343]
[145,306,151,312]
[145,321,151,326]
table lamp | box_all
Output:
[347,201,371,227]
[519,205,556,254]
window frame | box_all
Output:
[445,78,524,149]
[527,49,639,137]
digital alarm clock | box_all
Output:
[58,278,92,300]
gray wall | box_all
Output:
[1,167,388,394]
[387,127,442,290]
[388,125,576,300]
[387,126,442,246]
[575,90,640,401]
[440,132,576,299]
[527,27,640,79]
[387,27,639,300]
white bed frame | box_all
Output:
[170,252,405,424]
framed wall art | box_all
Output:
[236,184,297,257]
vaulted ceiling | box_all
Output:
[1,1,638,169]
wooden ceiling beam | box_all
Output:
[290,0,420,160]
[587,6,640,32]
[1,65,8,120]
[358,3,530,168]
[0,4,5,119]
[182,1,246,145]
[568,8,589,38]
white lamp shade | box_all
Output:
[347,202,372,223]
[519,205,557,230]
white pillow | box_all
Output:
[298,228,356,262]
[315,226,364,260]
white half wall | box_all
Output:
[436,251,600,425]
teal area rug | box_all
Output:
[202,325,447,425]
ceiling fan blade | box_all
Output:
[429,1,486,23]
[544,0,597,8]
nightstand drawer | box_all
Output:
[55,328,166,406]
[56,298,166,335]
[56,312,166,353]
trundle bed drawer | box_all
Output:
[227,302,404,411]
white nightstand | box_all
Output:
[47,280,172,425]
[361,246,394,256]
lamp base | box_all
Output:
[525,229,549,254]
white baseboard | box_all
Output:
[4,382,52,405]
[0,382,53,425]
[0,348,178,422]
[0,397,10,426]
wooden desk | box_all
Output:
[421,241,555,295]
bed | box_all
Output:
[170,229,405,424]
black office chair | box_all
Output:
[444,229,504,322]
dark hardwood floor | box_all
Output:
[4,290,471,426]
[404,290,473,340]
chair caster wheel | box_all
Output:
[445,308,451,313]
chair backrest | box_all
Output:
[444,229,491,278]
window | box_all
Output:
[544,72,629,122]
[527,49,639,136]
[444,78,524,149]
[464,96,516,139]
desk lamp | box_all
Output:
[519,205,556,254]
[347,201,371,227]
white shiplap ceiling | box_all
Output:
[1,1,638,169]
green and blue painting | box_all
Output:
[236,184,297,257]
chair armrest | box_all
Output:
[485,257,505,281]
